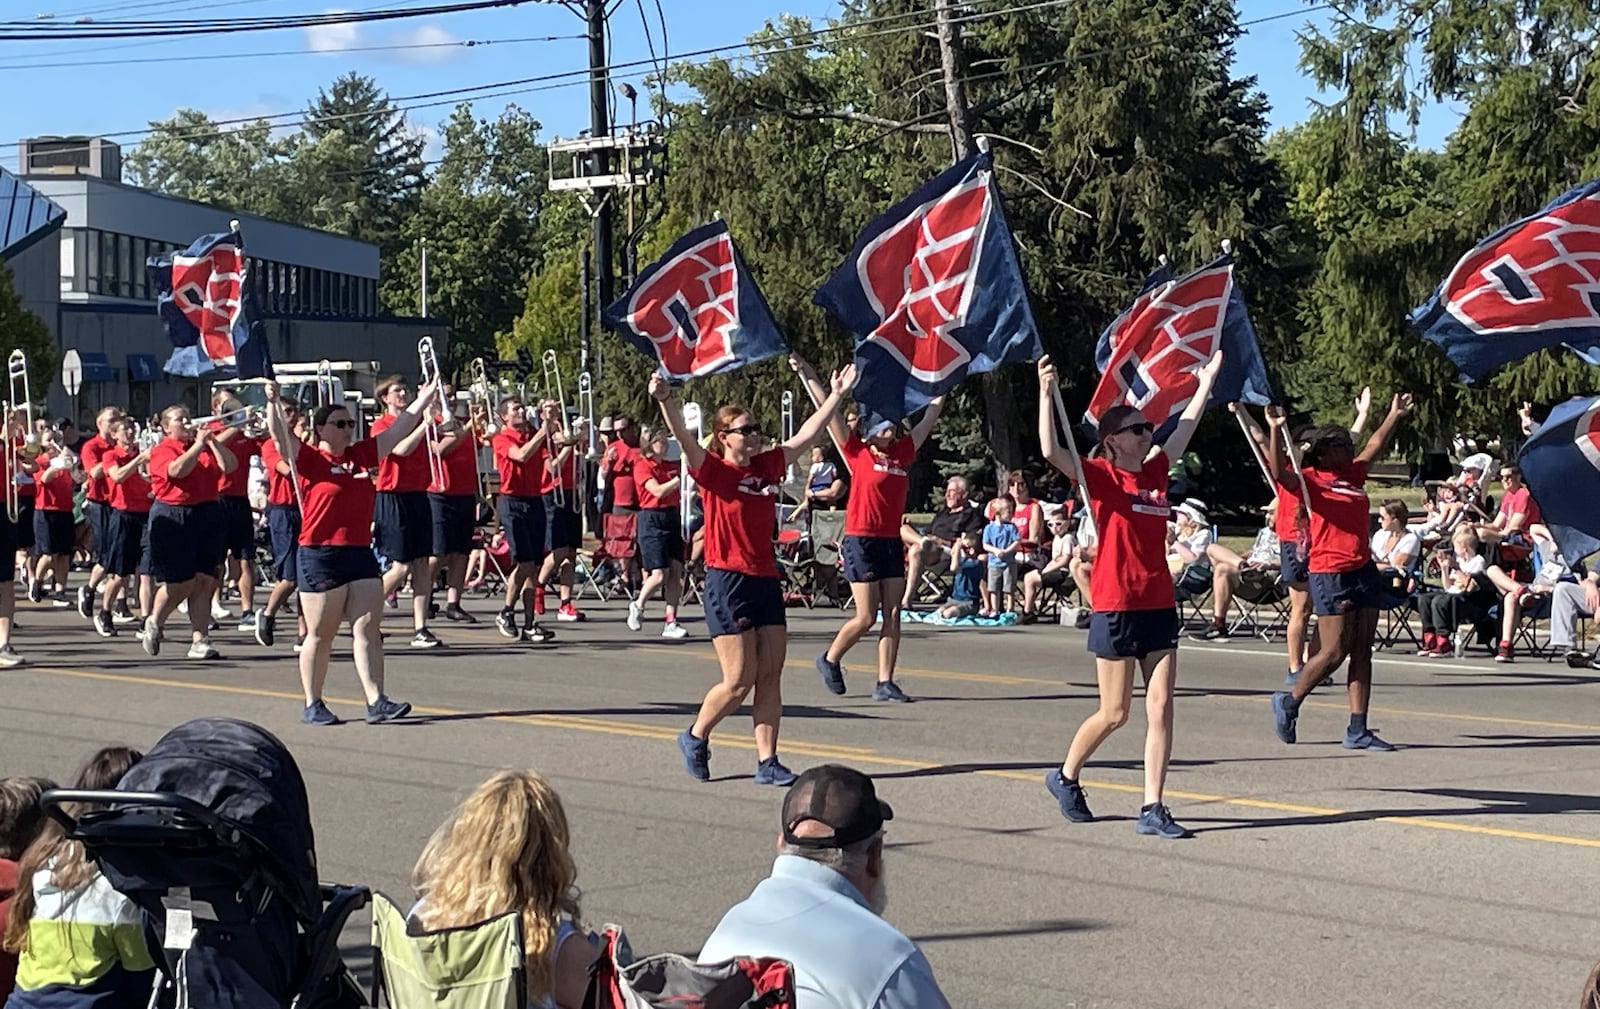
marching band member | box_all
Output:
[208,391,264,631]
[372,375,442,649]
[141,405,236,660]
[428,386,481,624]
[11,409,35,586]
[491,396,555,643]
[256,397,308,650]
[99,416,154,637]
[537,400,586,622]
[627,426,688,639]
[75,407,123,620]
[650,365,855,786]
[0,410,26,666]
[27,423,84,606]
[264,379,439,725]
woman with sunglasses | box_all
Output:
[1036,351,1222,840]
[262,379,441,726]
[1266,394,1411,751]
[650,364,856,785]
[793,357,943,703]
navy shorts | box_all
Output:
[430,493,476,557]
[85,499,110,567]
[636,507,684,572]
[1279,549,1309,585]
[32,508,74,557]
[703,567,787,637]
[266,505,301,584]
[375,491,432,564]
[219,495,256,559]
[499,495,546,564]
[1309,562,1387,617]
[841,534,906,583]
[105,509,148,578]
[297,544,382,594]
[14,497,33,550]
[1086,608,1181,660]
[543,493,582,552]
[148,501,224,584]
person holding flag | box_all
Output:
[256,398,308,650]
[1035,351,1223,840]
[650,364,856,786]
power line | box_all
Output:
[0,0,538,39]
[0,31,585,71]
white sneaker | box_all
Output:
[187,639,220,660]
[661,621,687,640]
[178,600,189,615]
[627,602,643,631]
[211,598,230,620]
[0,645,24,667]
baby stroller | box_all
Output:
[39,717,369,1009]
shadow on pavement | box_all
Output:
[909,919,1102,943]
[1186,783,1600,835]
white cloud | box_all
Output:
[407,122,444,163]
[385,23,465,64]
[306,10,361,54]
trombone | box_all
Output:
[315,360,335,410]
[781,390,796,484]
[2,399,15,523]
[575,372,596,535]
[9,351,37,452]
[418,337,446,489]
[541,350,573,507]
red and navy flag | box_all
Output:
[1412,179,1600,382]
[1086,255,1271,435]
[813,152,1041,421]
[603,220,786,382]
[1518,395,1600,563]
[147,230,272,379]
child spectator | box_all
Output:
[1,777,55,1003]
[3,746,154,1009]
[939,531,984,620]
[982,496,1020,616]
[1417,527,1491,657]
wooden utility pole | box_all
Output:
[935,0,974,161]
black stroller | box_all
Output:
[40,717,369,1009]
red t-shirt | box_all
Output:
[842,434,915,538]
[494,427,547,498]
[149,437,224,506]
[692,448,785,578]
[105,446,153,514]
[213,429,261,498]
[1302,461,1371,574]
[259,438,298,508]
[544,448,578,495]
[34,453,75,512]
[371,413,432,493]
[80,434,113,503]
[606,441,639,507]
[1497,486,1541,529]
[1274,477,1308,557]
[431,433,479,497]
[295,438,380,547]
[12,438,31,500]
[633,456,680,510]
[1080,451,1174,612]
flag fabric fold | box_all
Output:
[1517,395,1600,564]
[147,230,272,379]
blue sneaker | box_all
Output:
[872,681,912,703]
[815,653,847,695]
[753,756,797,786]
[1283,669,1300,686]
[301,700,340,726]
[1134,802,1192,839]
[1044,770,1093,822]
[365,695,412,724]
[1271,691,1298,744]
[677,729,710,781]
[1343,729,1396,751]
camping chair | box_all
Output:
[1229,566,1290,640]
[1172,561,1214,629]
[796,510,848,609]
[370,893,525,1009]
[1375,561,1425,652]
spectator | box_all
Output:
[1192,502,1281,642]
[805,446,846,510]
[1021,513,1076,621]
[981,496,1020,616]
[698,765,951,1009]
[938,531,983,620]
[1417,527,1493,657]
[1475,463,1539,549]
[899,477,986,610]
[1550,566,1600,670]
[1,777,54,1003]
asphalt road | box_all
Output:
[3,591,1598,1009]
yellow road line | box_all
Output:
[21,664,1600,849]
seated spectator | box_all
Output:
[1370,500,1421,597]
[804,446,846,510]
[939,532,983,620]
[1,777,55,1003]
[1475,463,1539,550]
[410,770,599,1009]
[899,477,986,610]
[1411,481,1466,547]
[1417,527,1494,657]
[1490,525,1572,664]
[1020,513,1075,622]
[3,747,152,1009]
[981,496,1020,616]
[1549,561,1599,670]
[698,765,951,1009]
[1167,499,1212,592]
[1192,501,1281,642]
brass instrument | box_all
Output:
[315,360,335,410]
[781,390,796,484]
[467,357,499,436]
[2,399,15,523]
[418,336,446,489]
[8,352,38,453]
[541,350,574,507]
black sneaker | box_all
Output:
[443,603,476,623]
[496,607,518,639]
[1189,624,1229,642]
[365,695,412,723]
[1135,802,1192,839]
[1565,648,1593,669]
[255,612,277,648]
[410,628,443,649]
[92,610,115,638]
[815,652,847,695]
[1044,770,1093,822]
[76,585,92,619]
[521,623,555,644]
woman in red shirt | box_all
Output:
[491,396,555,644]
[27,423,84,607]
[99,417,154,638]
[141,405,236,662]
[1036,352,1222,840]
[1267,394,1411,751]
[627,426,688,638]
[538,402,588,622]
[263,379,440,726]
[650,364,855,786]
[0,411,29,667]
[794,357,944,703]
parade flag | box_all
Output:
[1517,395,1600,563]
[813,151,1041,422]
[148,229,272,379]
[1412,179,1600,382]
[603,220,787,382]
[1085,255,1271,436]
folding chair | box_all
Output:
[369,892,524,1009]
[799,510,848,609]
[1172,562,1214,629]
[1375,560,1426,652]
[1230,567,1290,640]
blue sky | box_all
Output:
[0,0,1459,170]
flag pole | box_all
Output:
[1047,384,1094,519]
[1233,408,1276,494]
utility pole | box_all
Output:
[586,0,615,334]
[935,0,973,161]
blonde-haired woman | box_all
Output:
[410,771,597,1009]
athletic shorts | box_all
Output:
[1086,608,1180,660]
[266,505,301,585]
[841,534,905,583]
[703,567,786,637]
[429,493,476,557]
[297,544,381,594]
[32,508,74,558]
[1279,549,1309,585]
[374,490,432,564]
[219,495,256,559]
[105,509,149,578]
[636,507,684,572]
[148,501,224,584]
[85,499,110,567]
[543,493,582,552]
[13,497,33,551]
[1309,561,1387,617]
[499,494,545,564]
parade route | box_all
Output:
[3,597,1597,1008]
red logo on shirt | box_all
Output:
[1129,488,1170,517]
[738,475,778,497]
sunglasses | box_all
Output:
[722,424,762,437]
[325,419,354,430]
[1114,422,1154,437]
